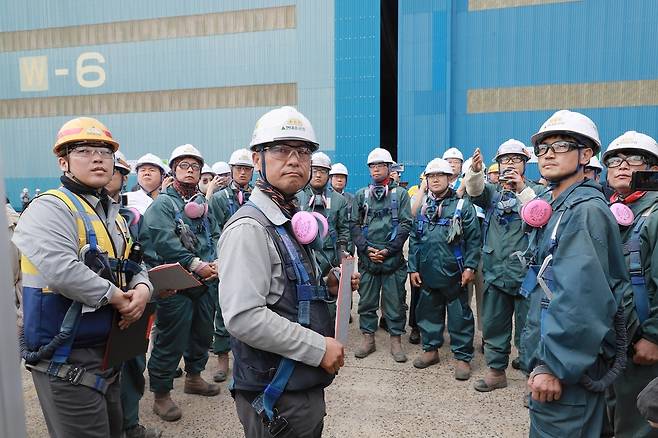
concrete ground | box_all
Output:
[22,293,530,437]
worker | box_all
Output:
[522,110,628,436]
[487,163,500,184]
[464,139,543,392]
[602,130,658,437]
[408,158,481,380]
[584,156,604,183]
[352,147,413,362]
[14,116,153,437]
[297,151,351,320]
[219,105,359,436]
[209,148,255,232]
[126,153,170,214]
[443,147,464,190]
[211,161,232,192]
[198,164,216,198]
[140,144,221,422]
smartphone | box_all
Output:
[631,170,658,191]
[499,168,515,182]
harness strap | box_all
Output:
[26,360,118,395]
[59,187,98,250]
[625,205,656,323]
[452,199,465,272]
[390,188,399,241]
[482,191,502,246]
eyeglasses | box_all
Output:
[312,168,329,175]
[534,140,580,157]
[70,146,114,159]
[368,163,389,169]
[604,154,648,168]
[264,144,313,162]
[233,165,252,173]
[497,155,526,165]
[177,162,201,171]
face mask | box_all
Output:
[520,198,552,228]
[610,202,634,226]
[184,198,208,219]
[291,211,328,249]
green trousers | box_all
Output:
[416,287,474,362]
[607,360,658,437]
[210,282,230,355]
[120,354,145,430]
[530,383,605,437]
[358,266,407,336]
[481,283,529,370]
[148,290,214,393]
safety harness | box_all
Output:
[520,199,627,392]
[21,187,136,394]
[245,202,332,436]
[624,205,656,323]
[361,186,398,241]
[416,197,466,272]
[164,193,216,259]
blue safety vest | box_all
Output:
[416,197,466,272]
[361,186,399,242]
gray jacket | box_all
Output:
[218,187,326,367]
[13,191,152,312]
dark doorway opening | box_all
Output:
[380,0,398,161]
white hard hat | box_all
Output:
[585,156,603,172]
[329,163,349,176]
[531,110,602,154]
[201,164,215,175]
[169,144,204,168]
[212,161,231,175]
[367,148,394,165]
[494,139,530,162]
[228,148,254,167]
[135,153,167,174]
[311,152,332,169]
[442,147,464,161]
[462,158,473,177]
[424,158,453,176]
[114,150,132,175]
[602,131,658,164]
[250,106,319,151]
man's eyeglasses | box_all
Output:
[264,144,313,162]
[604,154,648,168]
[534,140,580,157]
[70,146,114,159]
[178,162,201,171]
[312,168,329,175]
[368,163,389,169]
[497,155,526,165]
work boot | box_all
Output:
[413,350,439,369]
[454,360,472,381]
[125,424,163,438]
[354,333,376,358]
[184,373,221,396]
[153,392,182,422]
[390,335,407,363]
[473,368,508,392]
[511,357,521,370]
[408,327,420,345]
[213,353,229,383]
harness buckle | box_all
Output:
[65,365,86,385]
[266,409,290,437]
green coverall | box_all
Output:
[351,182,412,336]
[469,181,543,370]
[208,183,252,355]
[521,180,628,437]
[140,186,221,393]
[607,191,658,438]
[408,192,481,361]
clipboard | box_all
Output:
[148,262,202,291]
[334,257,355,346]
[102,302,157,370]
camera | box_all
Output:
[631,170,658,191]
[499,168,515,183]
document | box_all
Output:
[334,257,355,346]
[102,302,157,370]
[148,262,202,292]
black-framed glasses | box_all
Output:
[264,144,313,162]
[497,155,526,165]
[312,168,329,175]
[534,140,580,157]
[368,163,388,169]
[177,162,201,171]
[604,154,648,168]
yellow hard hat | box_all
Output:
[487,163,499,173]
[53,117,119,156]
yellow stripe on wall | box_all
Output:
[468,0,581,11]
[467,79,658,113]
